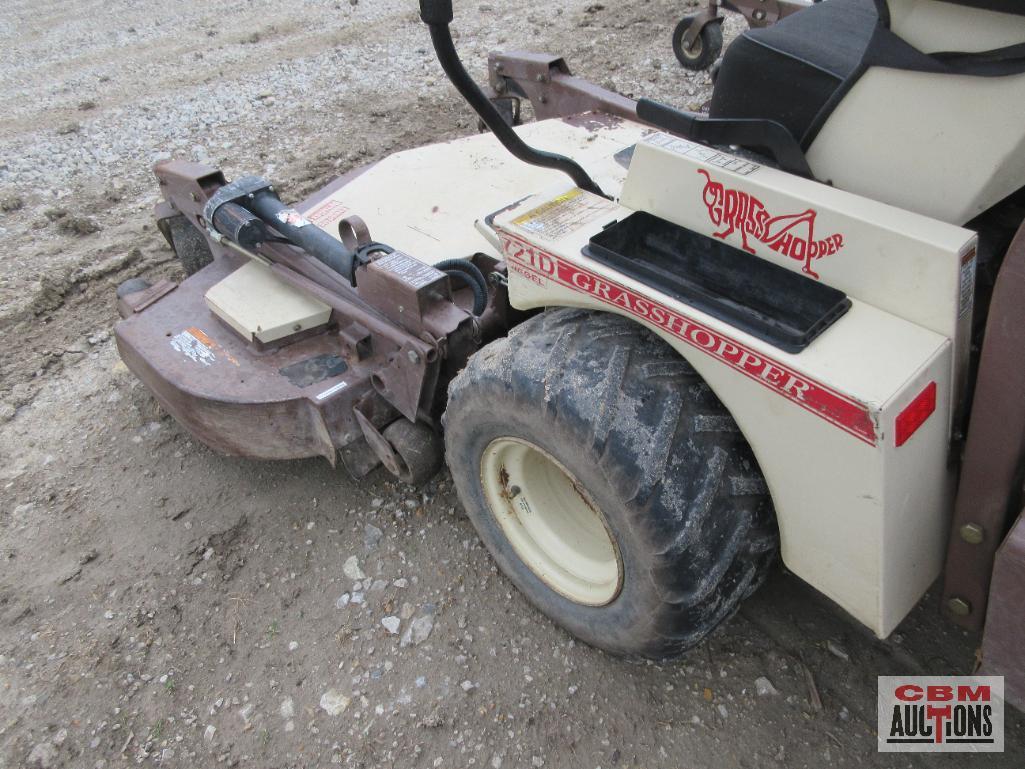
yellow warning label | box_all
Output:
[512,188,617,241]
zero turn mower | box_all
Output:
[117,0,1025,708]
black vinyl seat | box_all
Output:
[709,0,879,148]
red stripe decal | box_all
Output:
[498,230,876,446]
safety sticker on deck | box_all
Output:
[170,328,216,366]
[497,229,877,446]
[511,188,619,242]
[169,327,238,367]
[645,132,761,176]
[306,198,351,229]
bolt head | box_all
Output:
[947,597,972,616]
[959,523,985,545]
[407,350,420,364]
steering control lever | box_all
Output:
[419,0,607,199]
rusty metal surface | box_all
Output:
[354,408,405,478]
[726,0,808,28]
[120,160,497,474]
[154,160,227,227]
[116,279,177,319]
[980,511,1025,711]
[115,252,361,463]
[943,221,1025,629]
[488,52,639,124]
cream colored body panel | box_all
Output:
[205,260,331,343]
[807,0,1025,225]
[303,118,643,265]
[309,117,973,636]
[887,0,1025,51]
[623,135,976,418]
[808,68,1025,225]
[493,175,959,636]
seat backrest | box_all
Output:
[806,0,1025,224]
[883,0,1025,51]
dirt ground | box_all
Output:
[0,1,1021,767]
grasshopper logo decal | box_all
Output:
[698,169,844,279]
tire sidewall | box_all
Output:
[447,406,674,656]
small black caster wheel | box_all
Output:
[672,16,723,71]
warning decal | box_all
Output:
[169,327,238,367]
[511,189,618,242]
[373,251,446,289]
[958,246,977,318]
[645,132,761,176]
[170,328,216,366]
[306,198,351,229]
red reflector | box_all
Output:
[895,381,937,447]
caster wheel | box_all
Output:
[382,420,444,486]
[672,16,723,71]
[158,214,214,276]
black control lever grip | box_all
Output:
[636,98,813,179]
[419,0,453,24]
[419,1,607,198]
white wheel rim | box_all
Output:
[480,438,623,606]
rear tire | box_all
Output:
[444,309,777,658]
[672,17,723,71]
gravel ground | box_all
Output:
[1,1,1022,767]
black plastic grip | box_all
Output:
[637,98,813,179]
[419,0,453,25]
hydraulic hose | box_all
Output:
[436,258,488,315]
[420,0,607,199]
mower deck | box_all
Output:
[116,251,368,465]
[116,117,650,468]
